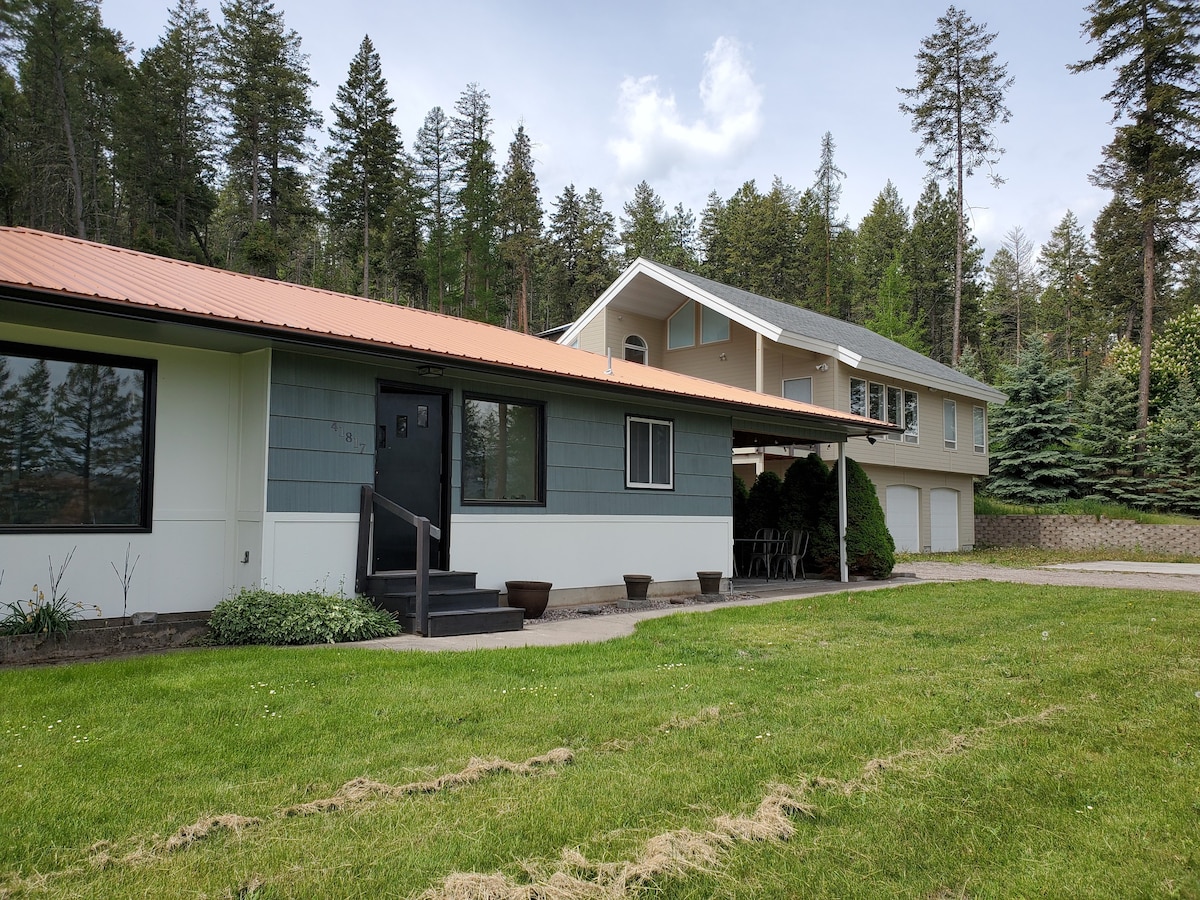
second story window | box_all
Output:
[667,300,696,349]
[944,399,958,450]
[783,377,813,404]
[973,405,986,453]
[624,335,647,364]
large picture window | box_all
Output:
[667,300,696,349]
[626,416,673,489]
[462,395,544,504]
[1,342,155,530]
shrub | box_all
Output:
[745,470,784,535]
[779,453,829,536]
[208,587,399,646]
[810,457,895,578]
[732,474,751,539]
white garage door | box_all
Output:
[885,485,920,553]
[930,488,960,552]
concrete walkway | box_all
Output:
[349,561,1200,654]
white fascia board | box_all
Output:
[772,329,1004,403]
[556,260,645,346]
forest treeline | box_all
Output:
[2,0,1200,511]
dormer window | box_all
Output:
[624,335,648,364]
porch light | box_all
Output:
[417,365,444,378]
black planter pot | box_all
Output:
[697,571,723,595]
[622,574,652,603]
[504,581,552,619]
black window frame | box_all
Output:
[460,392,546,507]
[625,414,675,490]
[0,340,156,533]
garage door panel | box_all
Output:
[886,485,919,553]
[930,488,959,552]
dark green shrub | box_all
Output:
[209,587,399,645]
[779,453,829,535]
[745,470,784,534]
[732,474,752,538]
[810,457,895,578]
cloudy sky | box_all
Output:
[99,0,1119,260]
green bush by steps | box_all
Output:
[208,587,399,645]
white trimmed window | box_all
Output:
[667,300,695,349]
[944,399,958,449]
[973,406,986,453]
[623,335,647,364]
[869,382,885,421]
[700,305,730,344]
[782,376,813,404]
[849,378,867,416]
[903,390,919,444]
[626,416,673,489]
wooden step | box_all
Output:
[364,570,479,595]
[375,588,501,615]
[397,606,525,637]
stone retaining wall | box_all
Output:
[0,613,210,667]
[974,515,1200,556]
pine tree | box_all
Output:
[619,180,669,262]
[497,124,542,332]
[13,0,130,241]
[451,82,498,320]
[810,458,895,578]
[1072,0,1200,437]
[813,131,848,317]
[1076,363,1141,505]
[414,105,459,313]
[1038,211,1096,379]
[1145,376,1200,513]
[216,0,319,277]
[987,334,1080,504]
[119,0,217,261]
[863,253,929,353]
[899,5,1013,364]
[323,35,403,298]
[851,181,910,322]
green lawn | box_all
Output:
[2,581,1198,899]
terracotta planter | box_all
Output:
[697,571,723,595]
[504,581,552,619]
[622,574,652,603]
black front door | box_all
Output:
[374,386,448,571]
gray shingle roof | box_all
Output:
[653,261,1002,400]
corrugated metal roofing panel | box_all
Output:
[0,227,895,434]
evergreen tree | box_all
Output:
[810,457,895,578]
[863,253,929,353]
[1038,210,1097,380]
[216,0,319,277]
[661,202,699,269]
[1145,376,1200,513]
[1073,0,1200,436]
[323,35,403,298]
[497,123,541,332]
[378,158,425,306]
[899,5,1013,364]
[905,181,981,363]
[1076,363,1141,505]
[119,0,217,262]
[779,452,830,539]
[851,181,910,322]
[13,0,130,241]
[619,179,669,262]
[987,333,1080,503]
[451,82,499,320]
[414,105,459,313]
[813,131,848,317]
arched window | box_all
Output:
[623,335,647,364]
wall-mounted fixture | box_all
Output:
[866,435,877,445]
[418,365,444,378]
[815,362,829,372]
[719,353,727,361]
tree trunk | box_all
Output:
[1138,217,1154,439]
[53,56,86,240]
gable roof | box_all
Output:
[560,258,1006,403]
[0,227,895,439]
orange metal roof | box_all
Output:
[0,227,892,435]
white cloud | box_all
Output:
[608,37,763,181]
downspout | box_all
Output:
[837,441,848,583]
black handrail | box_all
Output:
[356,485,442,636]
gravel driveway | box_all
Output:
[906,561,1200,593]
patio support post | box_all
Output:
[837,441,848,583]
[415,516,431,635]
[755,333,764,393]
